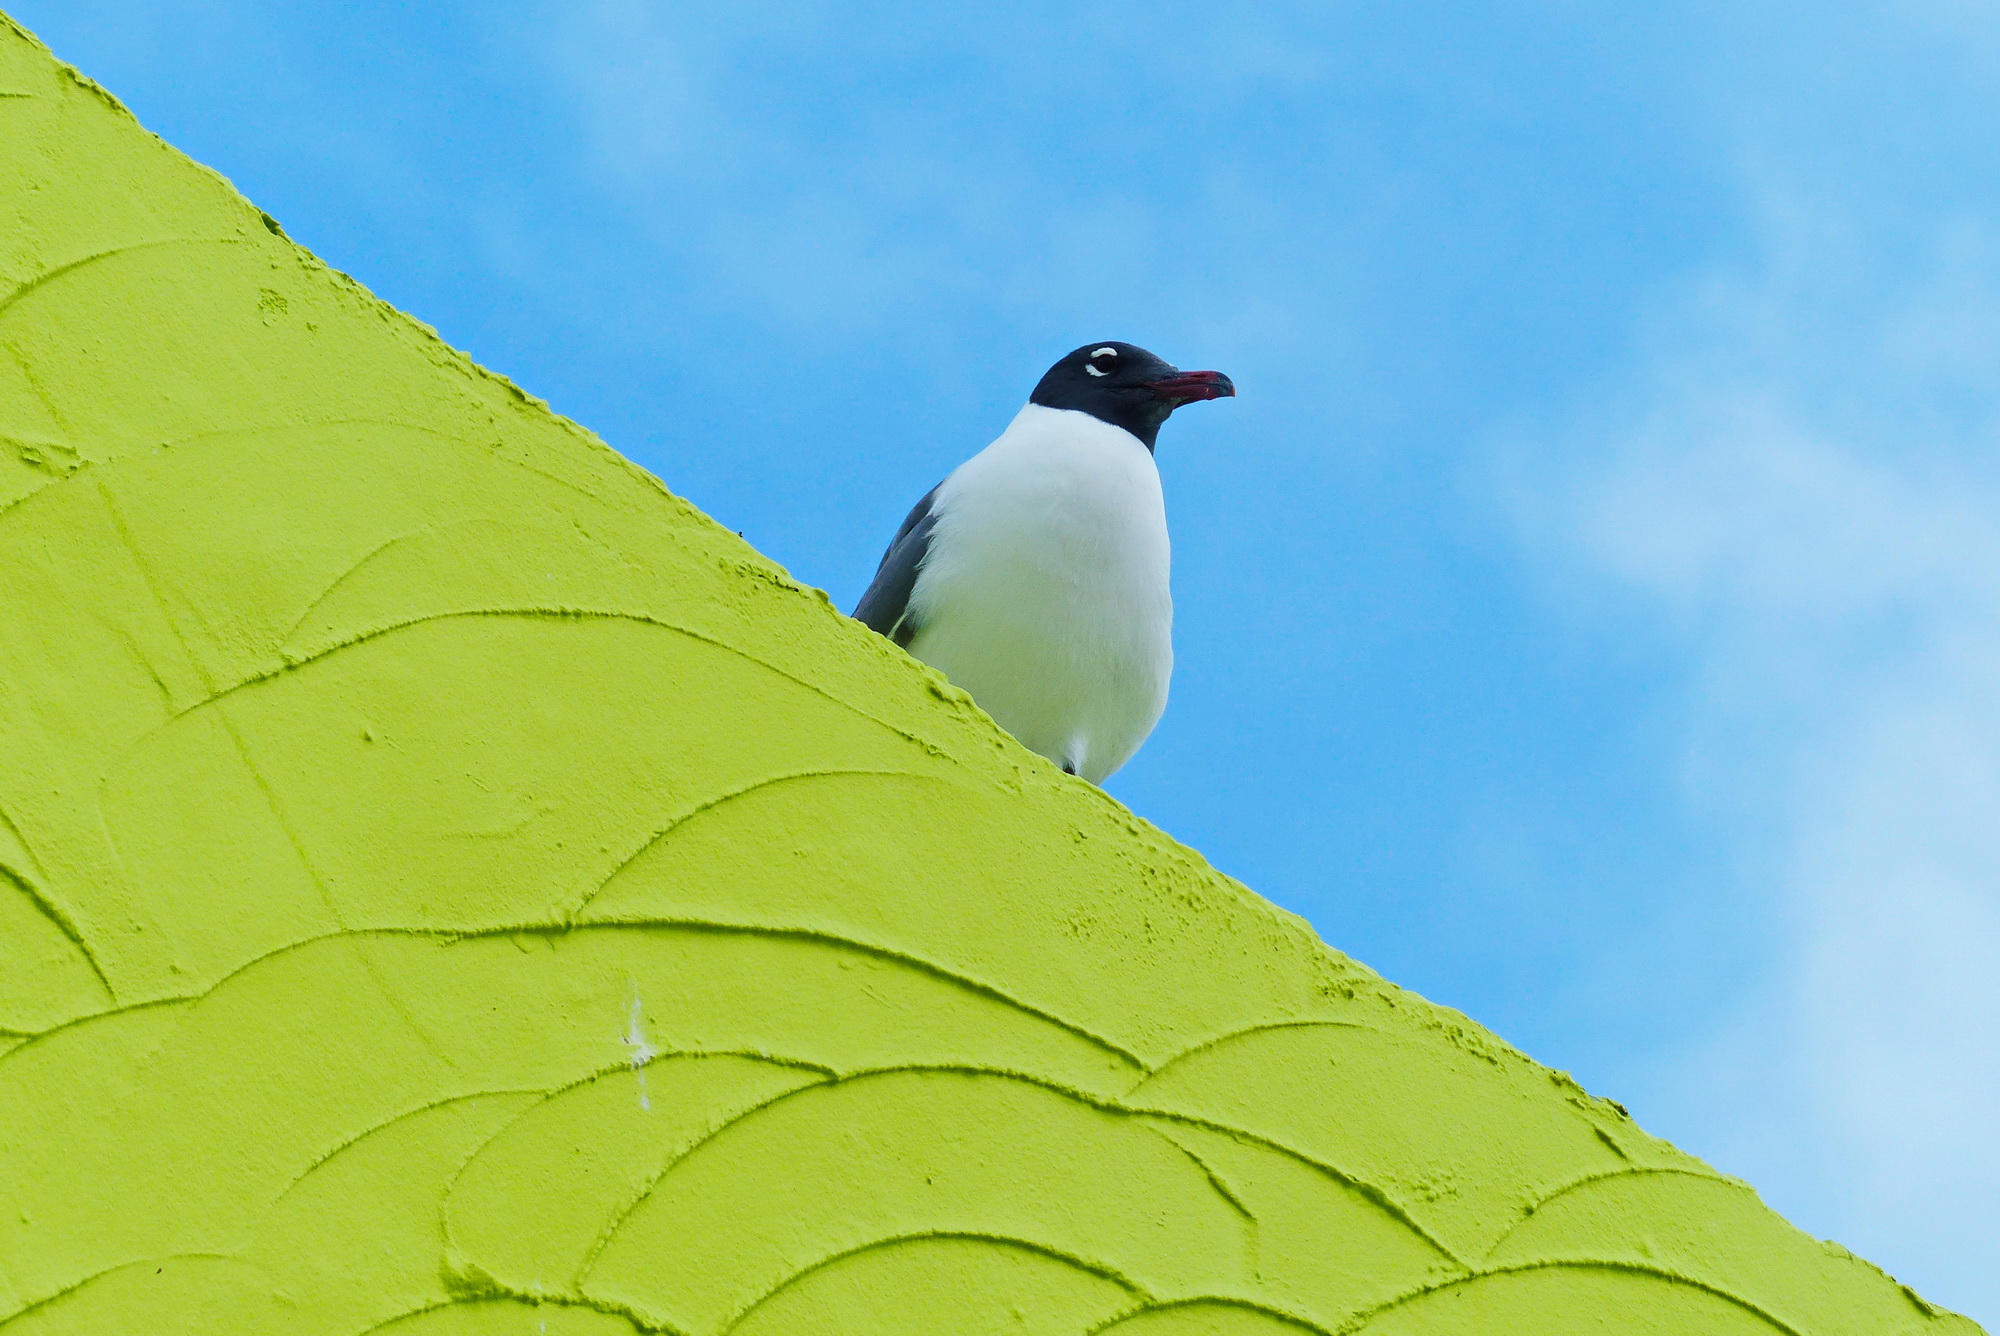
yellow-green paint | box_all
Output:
[0,14,1978,1334]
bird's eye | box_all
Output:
[1085,346,1118,378]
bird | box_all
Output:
[853,341,1234,783]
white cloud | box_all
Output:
[518,0,1352,358]
[1513,190,2000,1319]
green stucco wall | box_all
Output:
[0,15,1980,1335]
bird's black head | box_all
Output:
[1028,341,1235,451]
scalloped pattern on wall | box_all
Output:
[0,14,1981,1335]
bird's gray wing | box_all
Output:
[852,484,941,647]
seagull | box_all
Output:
[853,341,1234,783]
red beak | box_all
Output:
[1144,369,1236,403]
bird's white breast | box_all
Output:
[906,403,1172,783]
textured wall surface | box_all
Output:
[0,14,1981,1335]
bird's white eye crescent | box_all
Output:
[1085,346,1118,377]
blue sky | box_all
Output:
[16,0,2000,1318]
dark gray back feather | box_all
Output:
[851,484,941,647]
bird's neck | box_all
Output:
[1006,401,1161,456]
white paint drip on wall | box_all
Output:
[622,980,658,1111]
